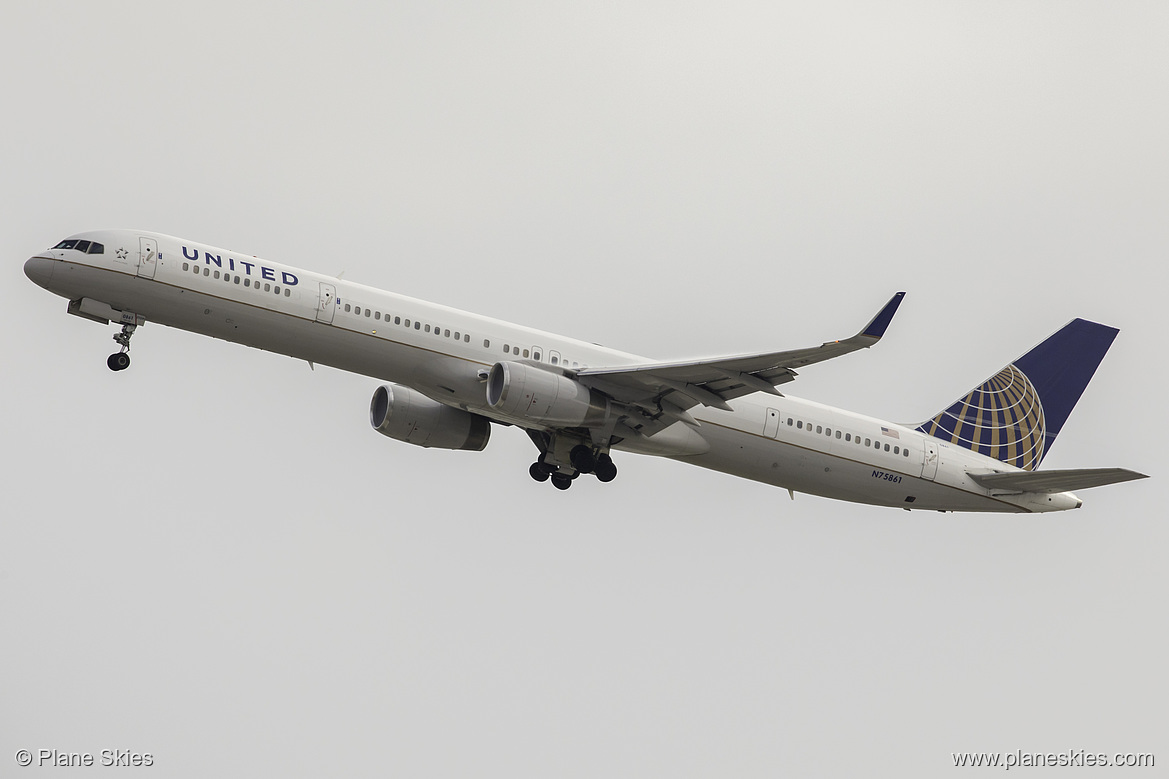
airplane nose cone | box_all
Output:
[24,255,55,288]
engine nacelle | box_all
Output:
[486,361,610,427]
[370,384,490,451]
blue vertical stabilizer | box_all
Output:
[916,319,1118,470]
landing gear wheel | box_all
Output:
[569,444,596,474]
[108,322,137,372]
[529,462,550,482]
[550,473,573,490]
[595,454,617,483]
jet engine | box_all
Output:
[486,361,610,427]
[370,384,490,451]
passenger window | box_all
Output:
[284,288,290,297]
[454,332,460,340]
[504,345,510,354]
[797,421,803,429]
[425,324,430,332]
[214,270,220,279]
[884,444,890,452]
[894,446,900,454]
[534,351,541,361]
[375,312,381,320]
[182,262,189,271]
[787,418,793,426]
[464,335,470,343]
[903,448,909,457]
[551,356,558,365]
[274,285,280,294]
[404,319,410,327]
[264,283,271,292]
[344,304,351,312]
[816,425,822,434]
[414,321,420,330]
[845,433,851,442]
[825,427,831,436]
[835,431,841,439]
[234,276,240,284]
[865,438,871,446]
[522,349,530,358]
[483,339,490,347]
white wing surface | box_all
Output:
[572,292,905,425]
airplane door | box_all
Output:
[137,237,158,279]
[316,283,336,324]
[764,408,781,438]
[921,440,939,480]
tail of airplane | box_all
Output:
[915,318,1119,471]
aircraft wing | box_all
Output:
[969,468,1148,494]
[573,292,905,422]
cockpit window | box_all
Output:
[51,239,104,254]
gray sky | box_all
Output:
[3,2,1165,776]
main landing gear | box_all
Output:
[527,442,618,491]
[107,323,136,371]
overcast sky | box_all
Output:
[2,2,1166,776]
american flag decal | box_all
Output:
[881,426,900,439]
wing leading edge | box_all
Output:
[574,292,905,422]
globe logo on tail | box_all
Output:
[916,364,1046,471]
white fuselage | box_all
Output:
[25,230,1082,513]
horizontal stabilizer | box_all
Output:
[969,468,1147,494]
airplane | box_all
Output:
[24,229,1146,513]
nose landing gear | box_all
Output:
[107,323,136,371]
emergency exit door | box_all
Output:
[764,408,781,438]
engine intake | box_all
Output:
[486,361,609,427]
[370,384,490,451]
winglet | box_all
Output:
[859,292,906,340]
